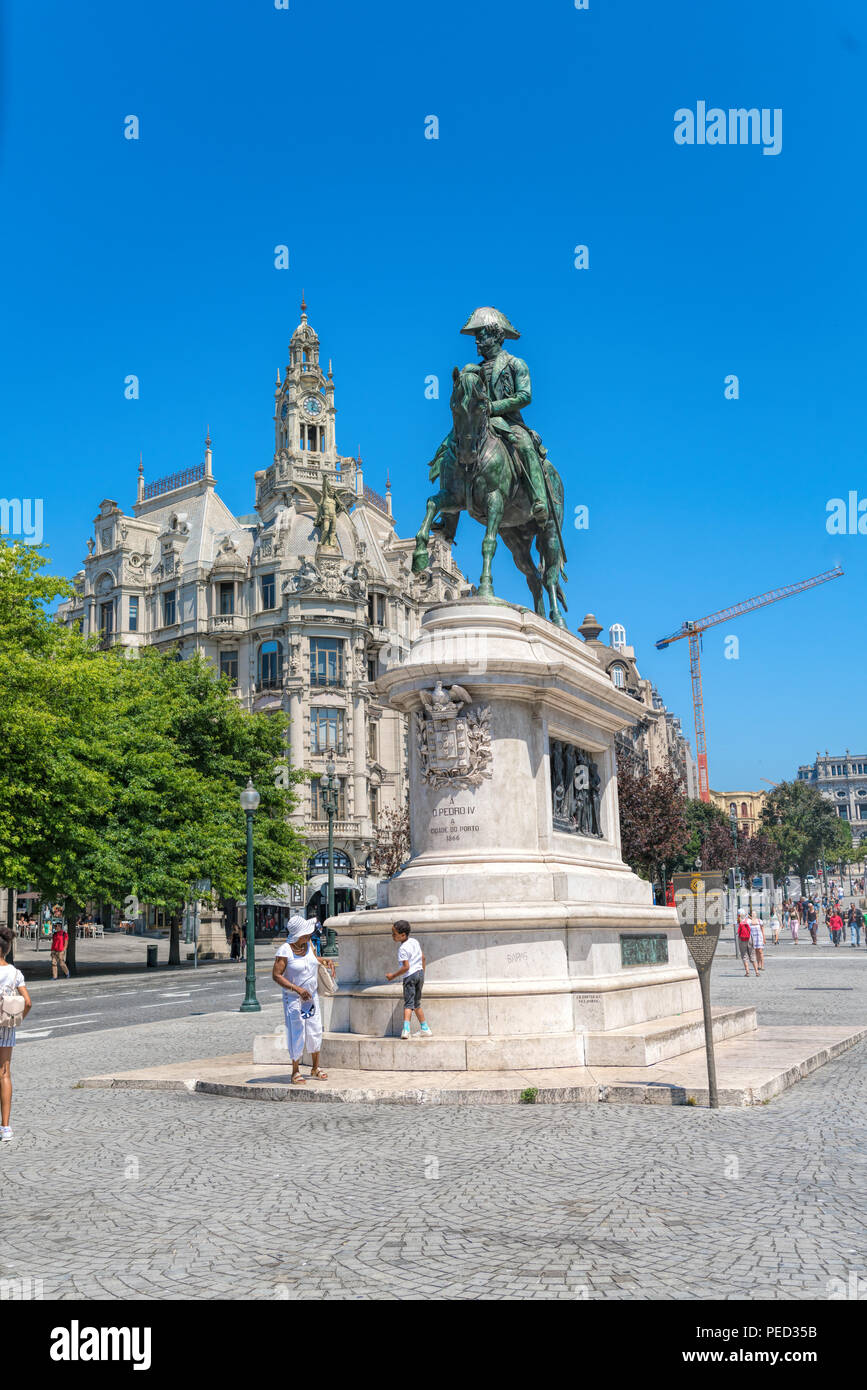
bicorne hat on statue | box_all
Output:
[460,306,521,340]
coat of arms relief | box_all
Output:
[415,681,493,790]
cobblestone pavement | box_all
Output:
[1,940,864,1300]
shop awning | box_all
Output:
[306,873,359,897]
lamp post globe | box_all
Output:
[240,777,261,1012]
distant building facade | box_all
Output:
[57,302,468,914]
[708,789,767,837]
[576,615,699,796]
[797,751,867,846]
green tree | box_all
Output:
[0,543,115,968]
[88,648,308,966]
[0,541,308,971]
[761,780,852,890]
[670,799,733,872]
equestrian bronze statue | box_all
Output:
[411,306,568,627]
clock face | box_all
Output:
[303,396,322,418]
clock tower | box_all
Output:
[273,295,337,465]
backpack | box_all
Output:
[0,966,25,1029]
[737,923,751,941]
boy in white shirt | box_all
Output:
[386,921,432,1039]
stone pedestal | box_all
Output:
[257,600,753,1071]
[197,908,230,961]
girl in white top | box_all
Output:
[0,926,32,1142]
[272,916,335,1085]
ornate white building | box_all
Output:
[576,614,699,796]
[58,301,468,915]
[797,750,867,847]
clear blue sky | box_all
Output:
[2,0,864,787]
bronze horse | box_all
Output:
[411,364,567,626]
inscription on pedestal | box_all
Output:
[428,801,481,845]
[620,934,669,967]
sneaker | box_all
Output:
[420,1024,433,1037]
[0,1128,12,1143]
[400,1027,411,1040]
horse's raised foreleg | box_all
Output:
[413,492,447,573]
[478,489,505,598]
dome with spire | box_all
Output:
[289,292,320,365]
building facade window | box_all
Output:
[741,802,749,820]
[258,639,283,688]
[367,655,377,683]
[311,707,345,755]
[368,721,378,762]
[162,590,176,626]
[261,572,276,609]
[310,775,346,820]
[307,848,352,876]
[369,784,379,824]
[128,596,139,631]
[100,602,114,638]
[610,623,627,651]
[220,650,239,685]
[610,664,626,689]
[368,593,386,626]
[309,636,344,687]
[219,582,234,615]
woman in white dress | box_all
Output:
[272,916,334,1085]
[0,926,33,1142]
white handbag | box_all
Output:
[317,960,338,996]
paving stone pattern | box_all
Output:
[1,940,865,1300]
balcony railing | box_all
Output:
[306,820,361,837]
[255,676,284,693]
[209,614,244,634]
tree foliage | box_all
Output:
[0,541,309,969]
[616,749,688,882]
[369,804,411,880]
[761,780,853,888]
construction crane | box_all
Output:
[655,565,843,802]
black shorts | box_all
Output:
[403,970,424,1010]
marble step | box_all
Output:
[582,1005,757,1066]
[252,1005,756,1071]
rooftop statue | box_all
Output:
[412,307,567,627]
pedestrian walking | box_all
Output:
[851,906,864,948]
[272,915,333,1085]
[769,908,782,945]
[230,922,241,961]
[807,901,819,945]
[0,926,32,1143]
[736,913,759,977]
[386,920,433,1037]
[829,909,843,948]
[788,905,800,943]
[50,922,70,979]
[749,911,766,970]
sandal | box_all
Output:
[309,1069,328,1081]
[290,1074,307,1085]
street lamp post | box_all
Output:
[239,777,261,1013]
[729,808,740,922]
[320,749,339,958]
